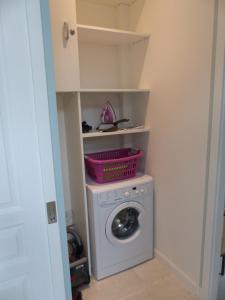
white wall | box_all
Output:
[130,0,216,291]
[76,0,117,28]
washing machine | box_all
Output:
[86,174,154,280]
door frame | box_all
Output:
[200,0,225,299]
[29,1,71,299]
[24,0,71,299]
[39,0,72,299]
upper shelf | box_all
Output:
[79,88,150,93]
[77,24,150,46]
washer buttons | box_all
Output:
[124,191,130,197]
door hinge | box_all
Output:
[47,201,57,224]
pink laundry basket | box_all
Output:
[85,148,143,183]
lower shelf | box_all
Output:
[82,127,150,138]
[70,257,88,269]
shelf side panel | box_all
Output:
[49,0,80,91]
[59,93,90,260]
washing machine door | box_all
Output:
[106,202,145,245]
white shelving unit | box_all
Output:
[49,0,151,273]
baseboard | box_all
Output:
[155,249,200,297]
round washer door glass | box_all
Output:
[111,207,140,240]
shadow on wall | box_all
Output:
[130,0,146,30]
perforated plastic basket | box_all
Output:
[85,148,143,183]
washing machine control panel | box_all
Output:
[99,183,150,206]
[123,186,147,199]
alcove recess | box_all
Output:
[76,0,150,90]
[51,0,151,269]
[80,91,150,173]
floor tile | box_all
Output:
[147,274,198,300]
[120,289,152,300]
[133,258,171,287]
[82,259,199,300]
[82,267,146,300]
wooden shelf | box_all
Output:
[82,127,150,138]
[83,0,134,6]
[77,24,150,46]
[79,88,150,93]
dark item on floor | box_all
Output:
[67,225,84,262]
[72,289,82,300]
[97,118,129,132]
[82,121,92,133]
[220,211,225,276]
[70,257,90,289]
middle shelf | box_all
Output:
[82,127,150,139]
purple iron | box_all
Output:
[100,101,116,124]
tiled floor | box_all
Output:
[82,258,199,300]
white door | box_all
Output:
[0,1,68,299]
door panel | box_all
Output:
[0,226,24,262]
[0,1,66,299]
[0,277,28,300]
[0,125,15,207]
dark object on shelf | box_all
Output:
[67,225,84,262]
[72,289,82,300]
[70,257,90,288]
[97,118,129,132]
[82,121,92,133]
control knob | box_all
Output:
[124,191,130,197]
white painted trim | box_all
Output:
[155,249,200,297]
[26,1,67,299]
[200,0,225,299]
